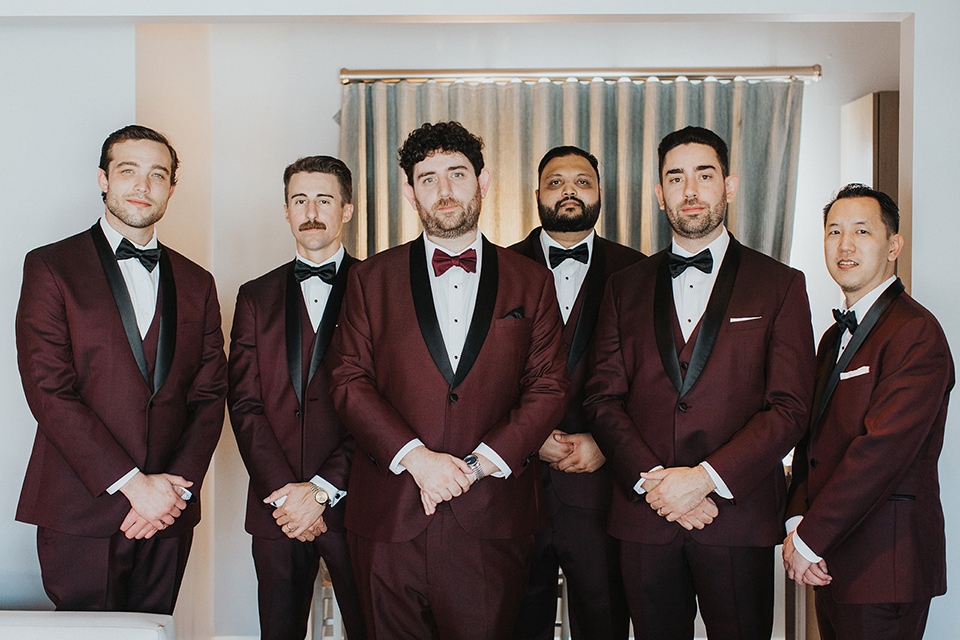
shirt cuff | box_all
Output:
[791,524,822,563]
[785,515,803,535]
[310,474,347,508]
[107,467,140,495]
[633,465,664,495]
[475,443,509,478]
[700,461,732,499]
[390,439,424,475]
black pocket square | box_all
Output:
[503,306,525,319]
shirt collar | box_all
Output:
[295,243,344,270]
[99,215,158,251]
[844,275,897,318]
[539,228,595,266]
[671,225,729,263]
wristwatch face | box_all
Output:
[464,454,478,466]
[314,488,330,505]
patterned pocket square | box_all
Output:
[840,365,870,380]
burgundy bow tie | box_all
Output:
[432,248,477,277]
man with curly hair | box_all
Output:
[331,121,569,639]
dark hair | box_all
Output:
[99,125,179,188]
[657,126,730,180]
[537,145,600,181]
[398,121,484,185]
[283,156,353,204]
[822,183,899,235]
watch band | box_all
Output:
[310,482,332,506]
[464,454,485,481]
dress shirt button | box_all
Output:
[680,362,688,370]
[449,393,459,403]
[678,402,688,412]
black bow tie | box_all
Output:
[115,238,161,272]
[833,308,858,335]
[294,260,337,284]
[548,243,589,269]
[667,249,713,278]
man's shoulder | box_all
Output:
[25,226,95,266]
[162,244,217,285]
[495,242,551,280]
[595,234,645,270]
[878,291,951,348]
[507,227,541,258]
[351,241,411,278]
[238,261,292,296]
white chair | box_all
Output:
[0,610,175,640]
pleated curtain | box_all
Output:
[338,77,803,262]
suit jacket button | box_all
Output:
[810,458,818,468]
[678,402,688,412]
[449,393,458,402]
[680,362,688,370]
[294,409,300,418]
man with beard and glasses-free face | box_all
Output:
[228,156,366,640]
[510,146,641,640]
[784,184,953,640]
[585,126,815,639]
[15,125,227,613]
[330,121,568,639]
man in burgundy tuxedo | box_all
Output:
[784,184,953,640]
[330,121,568,639]
[510,146,641,640]
[584,126,815,640]
[228,156,366,640]
[15,125,227,613]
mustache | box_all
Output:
[434,197,462,211]
[299,220,327,231]
[556,196,585,210]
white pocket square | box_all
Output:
[729,316,762,323]
[840,365,870,380]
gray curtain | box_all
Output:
[338,77,803,261]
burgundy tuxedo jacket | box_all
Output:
[509,228,644,511]
[788,281,954,603]
[330,235,569,543]
[16,223,227,538]
[585,237,815,547]
[229,257,357,537]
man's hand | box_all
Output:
[642,466,715,521]
[264,482,327,540]
[119,508,160,540]
[119,472,191,530]
[675,497,718,530]
[538,430,575,464]
[552,432,606,473]
[401,446,473,515]
[783,532,831,586]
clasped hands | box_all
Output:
[401,445,496,515]
[119,472,193,540]
[539,430,606,473]
[782,530,831,587]
[641,465,719,531]
[263,483,329,542]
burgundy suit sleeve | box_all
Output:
[476,273,568,476]
[331,267,421,472]
[228,285,298,498]
[16,250,135,497]
[797,316,953,559]
[703,269,815,500]
[163,271,227,490]
[584,277,663,493]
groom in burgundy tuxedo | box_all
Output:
[784,184,953,640]
[585,126,815,640]
[16,125,227,613]
[228,156,366,640]
[330,121,568,639]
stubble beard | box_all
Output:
[665,197,726,240]
[105,190,165,230]
[417,191,482,240]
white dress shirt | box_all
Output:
[540,229,594,323]
[390,232,510,479]
[297,244,344,332]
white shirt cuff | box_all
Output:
[633,465,664,495]
[310,474,346,507]
[791,525,822,563]
[390,439,424,475]
[786,515,803,535]
[107,467,140,495]
[700,461,732,499]
[475,443,509,478]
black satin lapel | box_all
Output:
[90,224,150,388]
[680,238,742,397]
[452,237,498,389]
[653,253,683,392]
[809,325,842,433]
[526,228,548,268]
[284,262,303,405]
[567,239,606,372]
[152,247,176,394]
[410,237,455,386]
[813,278,905,427]
[308,254,358,386]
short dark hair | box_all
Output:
[657,126,730,180]
[398,121,484,185]
[822,183,899,235]
[99,125,179,187]
[537,146,600,182]
[283,156,353,204]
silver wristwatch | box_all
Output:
[464,454,485,481]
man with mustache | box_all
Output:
[15,125,227,613]
[228,156,366,639]
[585,126,815,639]
[330,121,568,639]
[510,146,641,640]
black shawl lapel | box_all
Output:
[90,223,151,390]
[654,253,684,392]
[812,278,905,428]
[284,261,304,405]
[410,236,456,386]
[451,237,498,389]
[308,254,358,385]
[152,246,177,395]
[566,238,607,372]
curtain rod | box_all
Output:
[340,65,821,84]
